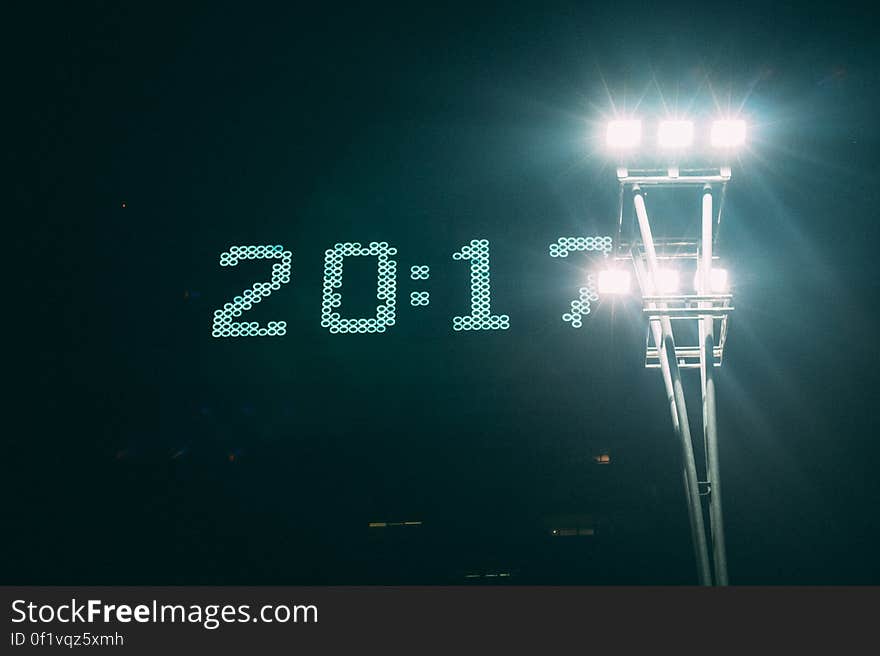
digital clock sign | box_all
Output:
[210,236,612,339]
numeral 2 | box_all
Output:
[212,244,292,337]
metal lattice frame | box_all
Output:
[614,165,731,586]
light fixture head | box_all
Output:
[711,120,746,148]
[606,120,642,149]
[658,120,694,149]
[597,268,631,295]
[695,267,730,293]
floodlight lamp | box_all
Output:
[606,120,641,149]
[597,268,631,295]
[658,120,694,149]
[695,267,729,293]
[711,120,746,148]
[654,267,680,294]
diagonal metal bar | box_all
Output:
[699,184,729,585]
[631,187,713,586]
[632,251,704,582]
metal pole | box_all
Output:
[664,334,712,586]
[632,186,713,586]
[703,333,728,584]
[632,252,703,579]
[700,186,713,403]
[699,185,729,585]
[699,186,712,482]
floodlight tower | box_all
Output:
[601,118,743,585]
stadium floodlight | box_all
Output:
[606,120,642,149]
[604,114,737,587]
[710,120,746,148]
[694,267,729,293]
[658,120,694,149]
[597,268,631,294]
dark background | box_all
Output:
[8,1,879,584]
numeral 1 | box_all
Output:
[452,239,509,331]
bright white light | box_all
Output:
[597,269,631,294]
[695,267,730,292]
[711,268,729,291]
[654,268,680,294]
[606,120,641,149]
[658,121,694,149]
[711,120,746,148]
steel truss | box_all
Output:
[614,166,731,586]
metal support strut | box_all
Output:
[699,185,729,586]
[632,185,713,586]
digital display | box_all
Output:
[209,236,611,338]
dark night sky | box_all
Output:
[8,2,880,584]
